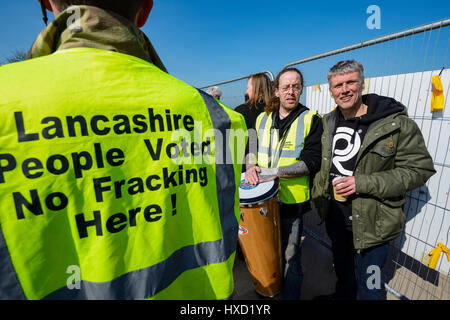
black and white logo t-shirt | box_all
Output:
[329,113,368,228]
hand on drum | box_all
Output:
[245,166,278,186]
[245,166,261,186]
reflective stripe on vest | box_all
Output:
[255,109,317,204]
[0,48,244,299]
[0,228,24,299]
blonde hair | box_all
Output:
[247,73,273,110]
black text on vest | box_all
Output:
[14,109,195,142]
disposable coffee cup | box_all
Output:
[332,176,347,202]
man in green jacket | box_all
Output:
[312,60,436,300]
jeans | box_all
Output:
[325,216,389,300]
[280,203,305,300]
[355,243,389,300]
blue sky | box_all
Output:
[1,1,449,107]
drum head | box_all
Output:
[239,172,279,206]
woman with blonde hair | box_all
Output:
[235,72,273,131]
[235,73,273,172]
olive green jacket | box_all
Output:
[312,95,436,250]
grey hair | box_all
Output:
[206,86,222,99]
[327,60,365,84]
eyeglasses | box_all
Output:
[279,85,301,94]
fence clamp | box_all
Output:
[428,242,450,270]
[431,73,445,112]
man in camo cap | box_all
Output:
[28,0,167,71]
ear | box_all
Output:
[135,0,154,28]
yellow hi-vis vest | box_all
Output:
[255,109,317,204]
[0,48,246,300]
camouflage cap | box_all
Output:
[28,4,167,73]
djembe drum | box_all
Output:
[238,172,282,297]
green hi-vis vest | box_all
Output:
[255,109,317,204]
[0,48,246,300]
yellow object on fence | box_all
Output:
[428,242,450,270]
[431,75,444,112]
